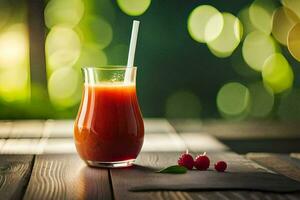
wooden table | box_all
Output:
[0,119,300,200]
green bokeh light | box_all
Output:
[262,53,294,94]
[287,23,300,62]
[238,7,256,38]
[78,15,113,49]
[242,31,279,71]
[0,24,28,68]
[272,7,299,45]
[231,46,260,79]
[48,67,81,108]
[117,0,151,16]
[217,82,250,119]
[0,24,30,102]
[248,82,274,118]
[75,44,107,68]
[44,0,84,28]
[46,26,81,72]
[165,90,201,118]
[2,0,300,120]
[84,0,116,23]
[249,0,278,34]
[0,68,29,102]
[204,11,225,43]
[187,5,223,43]
[207,13,243,58]
[282,0,300,18]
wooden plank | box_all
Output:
[1,139,42,154]
[0,139,6,152]
[0,134,187,154]
[4,119,300,139]
[142,132,187,152]
[144,118,176,133]
[42,138,76,154]
[142,118,189,152]
[43,120,73,138]
[0,132,188,154]
[0,155,34,199]
[169,119,202,133]
[0,139,76,155]
[0,121,12,138]
[202,120,300,139]
[290,153,300,160]
[247,153,300,182]
[178,133,229,152]
[10,120,44,138]
[170,120,300,139]
[221,138,300,154]
[110,152,296,200]
[23,154,112,200]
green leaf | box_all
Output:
[156,165,187,174]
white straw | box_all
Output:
[124,20,140,83]
[127,20,140,67]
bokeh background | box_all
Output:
[0,0,299,120]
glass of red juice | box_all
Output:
[74,66,144,168]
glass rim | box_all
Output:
[82,66,137,70]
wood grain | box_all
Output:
[0,155,34,199]
[23,154,112,200]
[110,152,298,200]
[247,153,300,182]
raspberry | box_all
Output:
[214,161,227,172]
[178,150,194,170]
[194,152,210,170]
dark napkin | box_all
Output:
[129,170,300,192]
[125,152,300,193]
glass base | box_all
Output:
[86,159,135,168]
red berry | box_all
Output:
[194,152,210,170]
[214,161,227,172]
[178,150,194,170]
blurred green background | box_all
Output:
[0,0,299,120]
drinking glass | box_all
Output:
[74,66,144,168]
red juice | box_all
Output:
[74,83,144,163]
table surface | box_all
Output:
[0,119,300,200]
